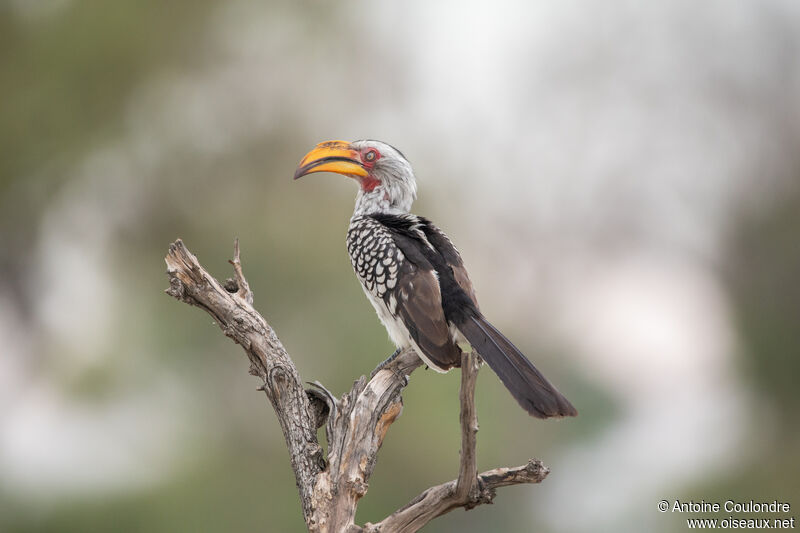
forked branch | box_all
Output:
[165,239,550,533]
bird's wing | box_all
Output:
[369,216,462,370]
[418,219,479,310]
[366,215,575,418]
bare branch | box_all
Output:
[363,352,549,533]
[165,239,553,533]
[165,239,323,523]
[315,348,422,530]
[455,352,481,504]
[227,237,253,305]
[366,460,549,533]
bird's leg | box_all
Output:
[370,347,403,378]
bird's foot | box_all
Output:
[370,347,402,378]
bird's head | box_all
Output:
[294,139,417,215]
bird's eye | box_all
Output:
[364,149,378,162]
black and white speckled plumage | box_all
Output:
[346,213,461,372]
[346,212,480,373]
[347,215,403,300]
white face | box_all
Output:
[350,140,413,179]
[350,140,418,215]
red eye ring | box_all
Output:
[364,149,379,163]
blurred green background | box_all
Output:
[1,1,799,532]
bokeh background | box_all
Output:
[2,1,799,531]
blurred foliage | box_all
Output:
[703,172,800,512]
[2,443,305,532]
[0,0,216,315]
[728,177,800,423]
[0,0,214,192]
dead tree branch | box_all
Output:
[455,351,481,503]
[165,239,550,533]
[165,239,323,523]
[362,353,549,533]
[365,460,550,533]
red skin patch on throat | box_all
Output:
[360,175,381,192]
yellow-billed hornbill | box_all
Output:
[294,140,577,419]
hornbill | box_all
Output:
[294,140,577,419]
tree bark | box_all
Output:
[165,239,551,532]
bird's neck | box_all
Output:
[353,184,412,217]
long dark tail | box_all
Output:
[457,314,577,419]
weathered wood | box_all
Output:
[365,460,550,533]
[455,352,481,504]
[165,239,324,524]
[165,239,551,533]
[311,349,422,532]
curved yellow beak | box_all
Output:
[293,140,368,180]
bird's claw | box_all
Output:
[370,347,402,378]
